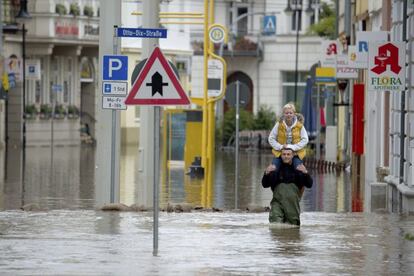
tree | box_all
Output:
[252,106,276,130]
[307,1,336,39]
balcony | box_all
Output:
[192,36,262,57]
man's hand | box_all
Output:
[265,164,276,175]
[296,164,308,174]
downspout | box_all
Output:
[399,0,407,184]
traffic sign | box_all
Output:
[102,81,128,95]
[102,96,127,110]
[103,55,128,81]
[116,27,167,38]
[225,81,250,108]
[262,15,276,35]
[52,84,63,93]
[125,47,190,105]
[208,24,226,44]
[208,59,224,97]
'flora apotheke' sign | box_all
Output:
[368,42,406,92]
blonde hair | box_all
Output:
[282,102,296,113]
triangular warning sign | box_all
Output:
[265,18,275,30]
[125,47,190,105]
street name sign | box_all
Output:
[368,41,405,92]
[116,27,167,38]
[125,47,190,105]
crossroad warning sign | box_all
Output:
[124,47,190,105]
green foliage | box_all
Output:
[220,108,254,145]
[69,3,80,16]
[252,106,276,130]
[25,104,38,115]
[39,104,52,119]
[83,5,94,17]
[405,233,414,241]
[55,3,67,15]
[67,105,79,115]
[307,2,336,39]
[25,104,38,119]
[319,2,335,18]
[54,104,66,115]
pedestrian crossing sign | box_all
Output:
[125,47,190,106]
[263,15,276,35]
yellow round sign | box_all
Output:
[209,25,226,44]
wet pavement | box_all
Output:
[0,145,413,275]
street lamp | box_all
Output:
[15,0,31,200]
[285,0,302,104]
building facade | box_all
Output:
[386,0,414,213]
[190,0,323,117]
[2,0,99,147]
[346,0,414,213]
[119,0,324,145]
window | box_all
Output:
[237,7,248,36]
[50,57,59,103]
[282,71,307,109]
[64,57,73,104]
[35,80,41,103]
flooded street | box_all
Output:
[0,145,413,275]
[0,210,413,275]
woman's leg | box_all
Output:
[271,157,282,169]
[292,156,303,169]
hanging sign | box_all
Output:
[368,41,405,92]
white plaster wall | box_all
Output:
[259,36,322,115]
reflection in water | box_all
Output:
[1,145,95,210]
[1,144,352,212]
[269,227,304,258]
[161,150,352,212]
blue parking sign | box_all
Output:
[103,55,128,81]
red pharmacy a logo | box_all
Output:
[326,43,337,55]
[371,43,401,75]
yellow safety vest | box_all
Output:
[271,120,306,160]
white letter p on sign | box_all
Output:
[108,58,122,78]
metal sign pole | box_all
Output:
[153,106,160,256]
[110,26,119,203]
[235,80,240,209]
[50,87,55,186]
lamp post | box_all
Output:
[16,0,31,203]
[286,0,318,104]
[285,0,302,104]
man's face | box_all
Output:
[281,149,293,164]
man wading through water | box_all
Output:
[262,148,313,226]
